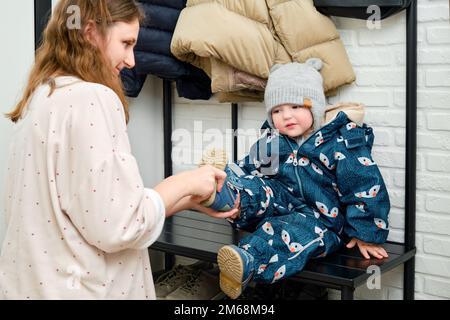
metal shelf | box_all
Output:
[314,0,407,7]
[313,0,411,20]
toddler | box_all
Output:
[202,59,390,299]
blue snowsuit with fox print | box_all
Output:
[224,111,390,284]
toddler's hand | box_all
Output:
[346,238,389,260]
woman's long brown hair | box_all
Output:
[6,0,144,123]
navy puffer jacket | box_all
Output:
[121,0,212,100]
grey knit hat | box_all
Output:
[264,58,326,131]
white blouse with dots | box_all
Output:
[0,76,165,299]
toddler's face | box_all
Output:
[271,104,313,138]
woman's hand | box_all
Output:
[346,238,389,259]
[154,165,226,216]
[181,165,227,201]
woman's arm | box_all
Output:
[153,173,193,215]
[153,165,235,217]
[165,194,240,219]
[165,195,194,217]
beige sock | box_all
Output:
[199,148,228,170]
[199,149,228,206]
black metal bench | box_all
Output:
[153,0,418,300]
[153,210,416,300]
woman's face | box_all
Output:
[95,19,140,76]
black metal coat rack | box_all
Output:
[34,0,417,300]
[160,0,417,300]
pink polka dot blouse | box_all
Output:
[0,76,165,299]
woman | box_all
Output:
[0,0,237,299]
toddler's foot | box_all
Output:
[199,149,237,211]
[217,245,254,299]
[199,148,228,171]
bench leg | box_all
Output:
[164,253,175,271]
[341,287,355,300]
[404,257,415,300]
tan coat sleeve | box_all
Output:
[171,1,280,86]
[267,0,355,94]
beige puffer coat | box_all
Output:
[171,0,355,101]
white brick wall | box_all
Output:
[169,0,450,299]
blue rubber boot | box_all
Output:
[202,180,239,212]
[217,245,255,299]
